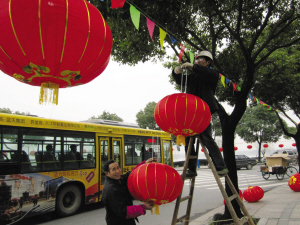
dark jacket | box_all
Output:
[172,64,219,114]
[102,172,136,225]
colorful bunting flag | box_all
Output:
[159,28,167,50]
[111,0,126,9]
[168,34,177,44]
[130,5,140,30]
[178,44,185,63]
[219,73,222,79]
[221,75,225,87]
[225,78,230,85]
[248,93,254,100]
[146,18,155,42]
[232,83,237,94]
[189,51,194,64]
[237,86,241,91]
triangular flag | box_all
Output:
[111,0,126,8]
[267,105,272,110]
[130,5,140,30]
[159,28,167,50]
[146,18,155,42]
[232,83,237,94]
[219,73,222,79]
[168,34,177,44]
[221,75,225,87]
[237,86,241,91]
[225,78,230,85]
[178,44,185,63]
[189,51,194,64]
[248,93,254,100]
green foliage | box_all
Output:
[89,111,123,122]
[136,101,160,130]
[0,108,29,115]
[211,113,222,138]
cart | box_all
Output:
[260,165,298,180]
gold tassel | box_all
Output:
[151,204,160,215]
[176,135,185,146]
[39,82,59,105]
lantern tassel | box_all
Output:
[39,82,59,105]
[151,204,160,215]
[176,135,185,146]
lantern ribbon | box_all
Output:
[176,135,185,146]
[39,82,59,105]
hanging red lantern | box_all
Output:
[0,0,113,104]
[279,144,284,148]
[154,93,211,145]
[243,186,264,202]
[219,147,223,152]
[201,149,204,152]
[128,163,183,214]
[292,143,296,147]
[247,145,252,149]
[224,189,243,204]
[289,173,300,192]
[263,144,269,148]
[234,147,238,151]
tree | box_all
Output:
[136,102,159,130]
[236,106,285,161]
[92,0,300,220]
[0,107,29,115]
[89,111,123,122]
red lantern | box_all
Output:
[154,93,211,145]
[247,145,252,149]
[289,173,300,192]
[234,147,238,151]
[219,147,223,152]
[0,0,113,104]
[279,144,284,148]
[263,144,269,148]
[201,149,204,152]
[243,186,264,202]
[292,143,296,147]
[128,163,183,214]
[224,189,243,204]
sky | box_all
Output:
[0,59,178,124]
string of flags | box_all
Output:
[109,0,297,126]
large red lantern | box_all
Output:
[154,93,211,145]
[0,0,113,104]
[128,163,183,214]
[289,173,300,192]
[292,143,296,147]
[279,144,284,148]
[263,144,269,148]
[243,186,264,202]
[247,145,252,149]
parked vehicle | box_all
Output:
[235,155,257,170]
[262,149,298,165]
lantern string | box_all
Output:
[185,70,188,93]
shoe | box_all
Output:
[185,170,197,178]
[217,168,229,177]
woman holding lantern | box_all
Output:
[172,50,228,177]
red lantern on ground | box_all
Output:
[289,173,300,192]
[292,143,296,147]
[0,0,113,104]
[263,144,269,148]
[247,145,252,149]
[219,147,223,152]
[243,186,264,202]
[224,189,243,204]
[234,147,238,151]
[279,144,284,148]
[154,93,211,145]
[128,163,183,214]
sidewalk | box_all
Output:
[189,184,300,225]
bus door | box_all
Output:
[162,140,172,166]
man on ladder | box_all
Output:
[172,50,228,177]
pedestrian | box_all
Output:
[102,158,156,225]
[172,50,228,177]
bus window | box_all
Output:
[113,139,121,166]
[163,141,172,166]
[124,136,143,166]
[145,137,161,163]
[100,138,109,185]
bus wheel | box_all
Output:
[56,185,82,217]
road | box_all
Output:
[17,164,290,225]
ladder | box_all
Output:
[171,135,255,225]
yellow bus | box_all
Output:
[0,113,172,223]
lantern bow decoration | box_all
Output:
[243,186,264,202]
[128,163,183,215]
[154,93,211,145]
[0,0,113,104]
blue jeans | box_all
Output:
[185,123,226,171]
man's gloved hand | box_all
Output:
[182,62,193,70]
[174,66,182,74]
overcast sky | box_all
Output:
[0,59,178,124]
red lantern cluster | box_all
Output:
[0,0,113,104]
[128,163,183,211]
[243,186,264,202]
[247,145,252,149]
[154,93,211,145]
[289,173,300,192]
[263,144,269,148]
[279,144,284,148]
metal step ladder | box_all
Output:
[171,135,255,225]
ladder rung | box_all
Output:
[176,214,187,222]
[180,195,192,202]
[228,193,238,202]
[189,155,198,159]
